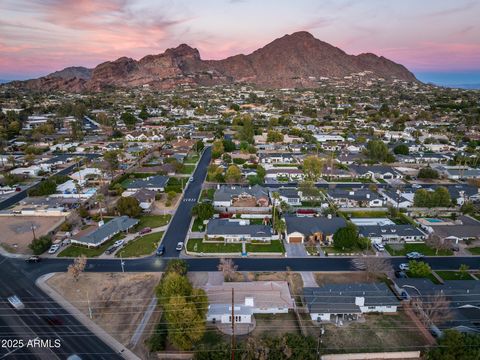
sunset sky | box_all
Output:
[1,0,479,83]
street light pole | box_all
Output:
[120,253,125,273]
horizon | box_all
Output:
[1,0,480,82]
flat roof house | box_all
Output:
[304,283,399,324]
[71,216,139,248]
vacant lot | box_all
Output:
[116,232,164,258]
[47,272,161,348]
[0,216,64,254]
[321,313,430,353]
[135,215,171,230]
[315,272,376,286]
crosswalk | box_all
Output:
[182,198,197,202]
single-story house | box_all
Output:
[130,188,156,211]
[327,188,384,208]
[284,215,347,244]
[272,188,301,206]
[71,216,138,248]
[213,185,270,208]
[205,281,294,324]
[349,165,403,180]
[205,218,277,243]
[125,175,169,192]
[358,224,426,244]
[304,283,399,323]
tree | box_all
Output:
[191,287,208,319]
[207,164,224,182]
[366,140,394,163]
[302,156,324,181]
[393,144,409,155]
[191,203,214,221]
[164,259,188,276]
[28,180,57,197]
[459,264,470,276]
[426,234,450,255]
[418,167,439,179]
[225,165,242,183]
[67,255,87,281]
[194,140,204,153]
[239,116,254,144]
[222,139,236,152]
[299,181,322,203]
[414,187,451,208]
[164,295,205,350]
[211,140,224,159]
[28,235,52,255]
[218,258,238,281]
[157,272,193,304]
[116,196,141,217]
[266,130,284,143]
[103,150,119,176]
[351,257,393,280]
[408,260,431,277]
[121,112,137,130]
[427,330,480,360]
[433,186,451,207]
[333,225,358,250]
[412,292,453,327]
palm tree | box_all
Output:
[271,191,280,231]
[96,193,105,221]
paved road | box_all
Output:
[158,147,211,257]
[0,256,122,360]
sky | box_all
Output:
[1,0,480,84]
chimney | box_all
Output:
[355,297,365,307]
[366,193,370,199]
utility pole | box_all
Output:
[87,290,93,319]
[31,223,37,240]
[316,326,324,359]
[231,288,235,360]
[120,253,125,273]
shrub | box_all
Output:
[29,235,52,255]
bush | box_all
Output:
[418,167,439,179]
[29,235,52,255]
[116,196,141,217]
[146,315,167,352]
[333,225,358,250]
[408,260,431,277]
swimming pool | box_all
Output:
[424,218,443,223]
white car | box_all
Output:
[7,295,25,310]
[399,263,410,271]
[113,240,125,248]
[176,242,184,251]
[48,244,60,254]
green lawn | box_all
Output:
[323,246,364,254]
[342,211,388,218]
[116,232,163,258]
[435,271,475,281]
[191,217,206,232]
[246,240,284,253]
[467,247,480,255]
[385,243,453,256]
[135,215,171,230]
[200,189,215,201]
[179,164,196,174]
[186,238,284,254]
[184,155,200,164]
[58,233,126,258]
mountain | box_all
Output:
[9,31,417,92]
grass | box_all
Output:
[191,217,206,232]
[116,232,163,258]
[305,245,319,256]
[467,247,480,255]
[179,164,196,174]
[58,233,126,258]
[184,155,200,164]
[323,246,364,254]
[200,189,215,201]
[385,243,453,256]
[186,238,284,253]
[135,215,171,230]
[341,210,388,218]
[246,240,284,253]
[435,270,474,281]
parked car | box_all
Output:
[406,252,424,260]
[139,227,152,235]
[399,263,410,271]
[176,242,184,251]
[48,244,60,254]
[156,245,165,256]
[395,270,408,278]
[373,242,385,252]
[189,177,194,182]
[7,295,25,310]
[105,245,117,255]
[113,239,125,248]
[25,255,41,263]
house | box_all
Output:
[205,218,277,243]
[213,185,270,208]
[284,215,347,244]
[272,188,301,206]
[130,188,156,211]
[436,165,480,180]
[304,283,399,323]
[358,224,426,244]
[393,279,480,334]
[265,168,304,182]
[125,175,169,192]
[71,216,139,248]
[421,215,480,243]
[349,165,402,180]
[327,188,384,208]
[259,153,296,164]
[70,168,103,182]
[313,134,345,142]
[205,281,294,324]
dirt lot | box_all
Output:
[319,313,431,353]
[47,272,161,351]
[315,272,376,286]
[0,216,64,253]
[249,312,300,339]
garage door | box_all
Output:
[289,236,303,244]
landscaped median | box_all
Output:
[185,238,285,256]
[116,232,164,258]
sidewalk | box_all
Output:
[36,273,141,360]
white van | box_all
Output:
[373,242,385,252]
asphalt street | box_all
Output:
[158,147,211,257]
[0,256,122,360]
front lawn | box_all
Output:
[467,247,480,255]
[200,189,215,201]
[191,217,206,232]
[116,232,163,258]
[135,215,171,230]
[435,270,475,281]
[184,155,199,164]
[186,238,241,253]
[341,210,388,218]
[246,240,284,253]
[58,233,126,258]
[179,164,196,174]
[385,243,453,256]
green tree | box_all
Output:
[29,235,52,255]
[157,272,193,304]
[222,139,236,152]
[427,330,480,360]
[393,144,409,155]
[121,112,137,130]
[191,203,214,221]
[266,130,284,143]
[303,156,324,181]
[28,180,57,197]
[211,140,224,159]
[366,140,394,163]
[239,116,254,144]
[299,181,322,203]
[116,196,141,217]
[164,259,188,276]
[225,165,242,183]
[333,225,358,250]
[433,186,451,207]
[408,260,431,277]
[103,150,119,176]
[418,167,439,179]
[414,189,431,207]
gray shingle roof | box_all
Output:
[285,215,347,236]
[213,185,269,202]
[358,224,425,238]
[75,216,138,246]
[126,175,169,190]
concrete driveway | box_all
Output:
[285,243,308,257]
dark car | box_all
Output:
[25,255,41,263]
[156,245,165,256]
[104,245,117,255]
[44,316,63,326]
[139,227,152,235]
[395,270,408,278]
